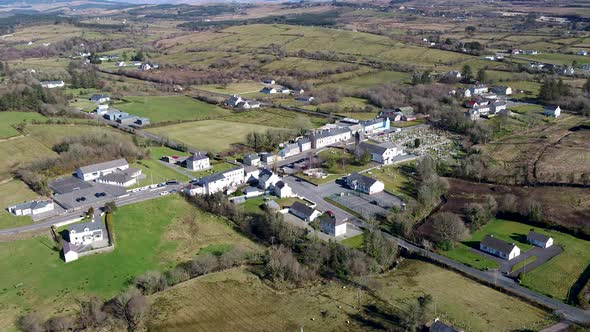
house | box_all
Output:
[95,168,139,187]
[8,200,54,216]
[480,235,521,260]
[76,158,130,181]
[260,152,278,164]
[140,63,158,71]
[280,87,291,94]
[103,111,129,121]
[263,79,276,85]
[117,61,126,67]
[95,104,110,115]
[274,181,293,198]
[484,55,496,61]
[89,94,110,103]
[356,141,404,164]
[527,231,553,248]
[473,104,491,116]
[544,105,561,118]
[289,201,321,222]
[243,186,265,198]
[490,100,507,114]
[258,169,280,190]
[360,117,390,134]
[298,138,311,152]
[63,242,79,263]
[309,127,352,149]
[491,86,512,95]
[469,85,488,96]
[68,220,104,246]
[466,109,480,121]
[346,172,384,195]
[238,100,261,109]
[525,50,538,55]
[577,50,588,56]
[295,96,315,103]
[319,212,347,237]
[442,70,462,80]
[40,80,65,89]
[134,117,150,126]
[558,67,575,76]
[261,86,277,94]
[243,153,261,166]
[279,142,301,159]
[430,318,464,332]
[116,114,140,125]
[395,106,416,121]
[190,167,245,195]
[244,166,260,184]
[186,152,210,171]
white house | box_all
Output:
[442,70,462,80]
[8,200,54,216]
[258,169,280,190]
[263,79,276,85]
[577,50,588,56]
[63,242,79,263]
[89,94,110,103]
[356,141,405,165]
[243,153,261,166]
[491,86,512,95]
[490,101,507,114]
[40,80,65,89]
[68,220,104,246]
[289,201,321,222]
[463,85,488,97]
[95,104,110,115]
[186,152,210,171]
[527,231,554,248]
[346,172,385,195]
[360,117,390,134]
[279,142,301,159]
[298,138,311,152]
[190,167,246,195]
[309,127,352,149]
[274,181,293,198]
[76,159,130,181]
[261,86,277,94]
[319,213,347,237]
[260,152,278,164]
[544,106,561,118]
[480,235,521,260]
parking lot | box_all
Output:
[52,181,127,211]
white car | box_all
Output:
[159,191,169,196]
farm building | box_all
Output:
[480,235,521,260]
[527,231,554,248]
[116,114,140,125]
[319,212,347,237]
[40,80,65,88]
[289,201,321,222]
[544,106,561,118]
[103,111,129,121]
[89,94,110,103]
[346,172,384,195]
[8,200,54,216]
[76,159,130,181]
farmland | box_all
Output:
[22,123,131,148]
[0,195,259,330]
[220,108,328,129]
[146,120,285,153]
[0,112,46,139]
[115,95,231,124]
[0,136,55,181]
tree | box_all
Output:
[78,297,108,329]
[431,212,469,247]
[462,64,473,82]
[359,150,371,165]
[105,212,115,244]
[583,78,590,97]
[104,201,117,213]
[477,68,487,83]
[414,138,420,148]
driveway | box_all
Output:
[470,244,563,275]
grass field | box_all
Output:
[374,260,551,332]
[511,256,537,273]
[0,136,55,181]
[197,82,264,95]
[0,195,259,330]
[220,108,328,129]
[515,53,590,66]
[146,120,283,153]
[115,95,231,124]
[340,234,364,248]
[364,162,415,200]
[0,112,46,139]
[23,124,130,148]
[0,179,40,230]
[318,148,375,175]
[321,71,409,90]
[132,159,192,186]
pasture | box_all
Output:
[375,260,551,332]
[115,95,231,124]
[22,124,131,148]
[0,112,46,139]
[197,82,264,95]
[220,108,328,129]
[146,120,284,153]
[0,179,40,230]
[0,195,259,330]
[320,71,409,90]
[0,136,55,181]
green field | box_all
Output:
[146,120,284,153]
[220,108,328,129]
[340,234,364,248]
[132,159,192,186]
[197,82,264,95]
[365,162,415,200]
[511,256,537,273]
[375,260,551,332]
[318,148,375,175]
[0,136,56,181]
[0,179,41,230]
[0,112,46,139]
[0,195,259,330]
[321,71,409,90]
[115,95,231,124]
[23,124,130,148]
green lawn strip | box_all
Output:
[198,243,233,256]
[511,256,537,273]
[0,112,46,139]
[148,146,190,160]
[390,119,426,128]
[340,234,364,249]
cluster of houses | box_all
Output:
[259,79,304,95]
[116,62,159,71]
[459,85,510,120]
[89,94,150,127]
[479,231,554,261]
[528,62,580,76]
[378,106,418,122]
[224,95,261,110]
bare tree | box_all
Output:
[17,312,43,332]
[78,296,108,329]
[431,212,469,246]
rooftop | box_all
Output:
[347,172,379,188]
[78,158,128,175]
[290,201,316,218]
[481,235,518,254]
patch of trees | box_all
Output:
[430,211,469,249]
[437,110,491,144]
[539,76,590,114]
[18,133,147,195]
[179,11,342,30]
[245,129,295,152]
[67,61,101,89]
[0,85,58,113]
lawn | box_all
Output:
[189,160,235,179]
[0,195,259,330]
[511,256,537,273]
[132,159,192,186]
[374,259,551,332]
[0,179,41,230]
[0,112,46,139]
[146,120,284,153]
[115,95,231,124]
[148,146,190,160]
[23,124,130,149]
[364,162,415,200]
[318,148,375,175]
[340,234,364,248]
[197,82,264,95]
[220,108,328,129]
[69,99,97,113]
[390,119,426,128]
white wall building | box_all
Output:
[480,235,521,260]
[8,200,54,216]
[309,127,352,149]
[186,152,210,171]
[76,159,130,181]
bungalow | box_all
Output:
[89,94,110,103]
[186,152,210,171]
[243,153,261,166]
[280,87,291,94]
[356,141,404,164]
[261,86,278,94]
[558,67,575,76]
[309,127,352,149]
[527,231,554,248]
[257,169,280,190]
[480,235,521,260]
[134,117,150,126]
[95,169,138,187]
[289,201,321,222]
[577,50,588,56]
[544,105,561,118]
[237,100,261,109]
[68,219,104,246]
[298,138,311,152]
[346,172,385,195]
[140,63,158,71]
[319,212,347,237]
[8,200,54,216]
[431,318,464,332]
[360,117,390,134]
[491,86,512,95]
[76,158,130,181]
[442,70,462,80]
[525,50,538,55]
[274,181,293,198]
[40,80,65,89]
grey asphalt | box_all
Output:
[509,245,563,277]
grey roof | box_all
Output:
[198,167,243,185]
[527,231,551,244]
[10,200,52,211]
[491,100,507,107]
[118,114,139,121]
[78,159,128,175]
[358,141,397,155]
[69,220,102,233]
[63,241,77,254]
[98,172,134,184]
[244,153,260,160]
[41,80,64,84]
[396,106,414,115]
[431,320,462,332]
[275,181,286,189]
[298,138,310,144]
[360,118,386,127]
[481,235,517,254]
[320,214,346,227]
[89,93,109,101]
[347,172,378,188]
[265,200,280,210]
[187,152,208,162]
[290,201,315,218]
[310,127,351,139]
